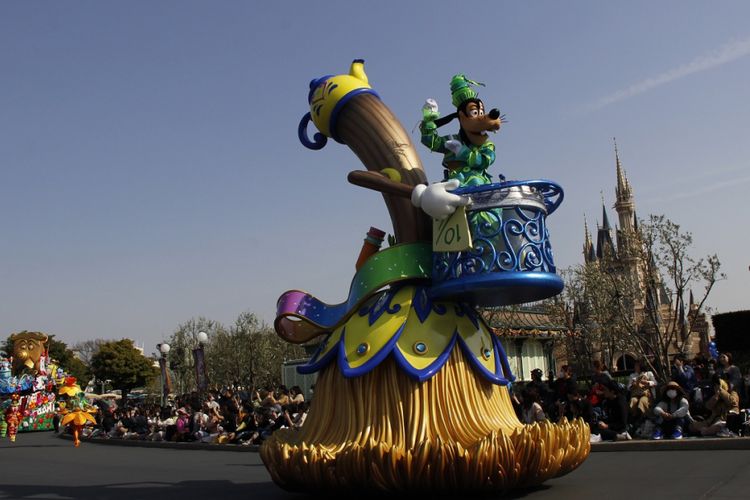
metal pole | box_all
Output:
[159,356,165,407]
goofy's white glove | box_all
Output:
[411,179,471,220]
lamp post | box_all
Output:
[192,331,209,394]
[158,343,171,407]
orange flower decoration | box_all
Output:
[58,377,81,397]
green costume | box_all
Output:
[419,74,498,187]
[419,119,496,187]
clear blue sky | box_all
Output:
[2,1,749,350]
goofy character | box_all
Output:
[420,74,504,187]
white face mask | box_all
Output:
[666,389,677,399]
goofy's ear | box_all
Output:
[433,112,458,128]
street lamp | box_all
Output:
[196,331,208,345]
[193,332,209,393]
[157,343,171,407]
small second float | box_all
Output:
[261,60,589,494]
[1,332,62,441]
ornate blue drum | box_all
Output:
[430,180,564,307]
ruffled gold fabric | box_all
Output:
[261,348,590,493]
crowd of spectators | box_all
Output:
[513,351,750,442]
[78,385,310,446]
[66,351,750,447]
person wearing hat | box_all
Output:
[627,359,657,424]
[174,407,190,442]
[420,74,504,188]
[652,381,690,439]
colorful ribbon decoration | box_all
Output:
[275,243,432,343]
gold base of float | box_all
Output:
[261,348,590,493]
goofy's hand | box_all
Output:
[422,99,439,121]
[445,139,463,154]
[411,179,471,220]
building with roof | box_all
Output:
[484,306,570,381]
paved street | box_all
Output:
[2,432,750,499]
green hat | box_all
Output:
[450,74,485,108]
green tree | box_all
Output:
[205,311,306,389]
[90,339,157,399]
[166,312,307,392]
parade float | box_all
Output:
[1,332,61,440]
[260,60,589,494]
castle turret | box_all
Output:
[583,215,596,263]
[613,139,635,233]
[596,199,617,260]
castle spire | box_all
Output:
[601,199,611,230]
[614,138,631,201]
[613,139,635,234]
[583,215,596,263]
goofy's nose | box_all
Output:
[488,109,500,120]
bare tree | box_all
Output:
[548,214,724,382]
[71,338,107,365]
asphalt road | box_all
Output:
[2,432,750,499]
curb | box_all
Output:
[58,433,260,452]
[590,436,750,452]
[60,432,750,453]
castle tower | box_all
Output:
[583,216,596,263]
[613,139,635,234]
[596,198,617,260]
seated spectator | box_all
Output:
[289,386,305,404]
[289,402,309,428]
[671,354,697,393]
[689,375,737,437]
[235,406,262,445]
[653,381,690,440]
[591,359,613,386]
[526,368,552,412]
[100,405,116,438]
[205,392,220,412]
[275,386,291,407]
[162,408,178,442]
[520,387,546,424]
[552,365,577,420]
[627,360,656,423]
[129,408,149,437]
[557,389,594,424]
[260,407,285,441]
[716,353,743,405]
[595,380,631,441]
[259,389,277,408]
[174,408,191,442]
